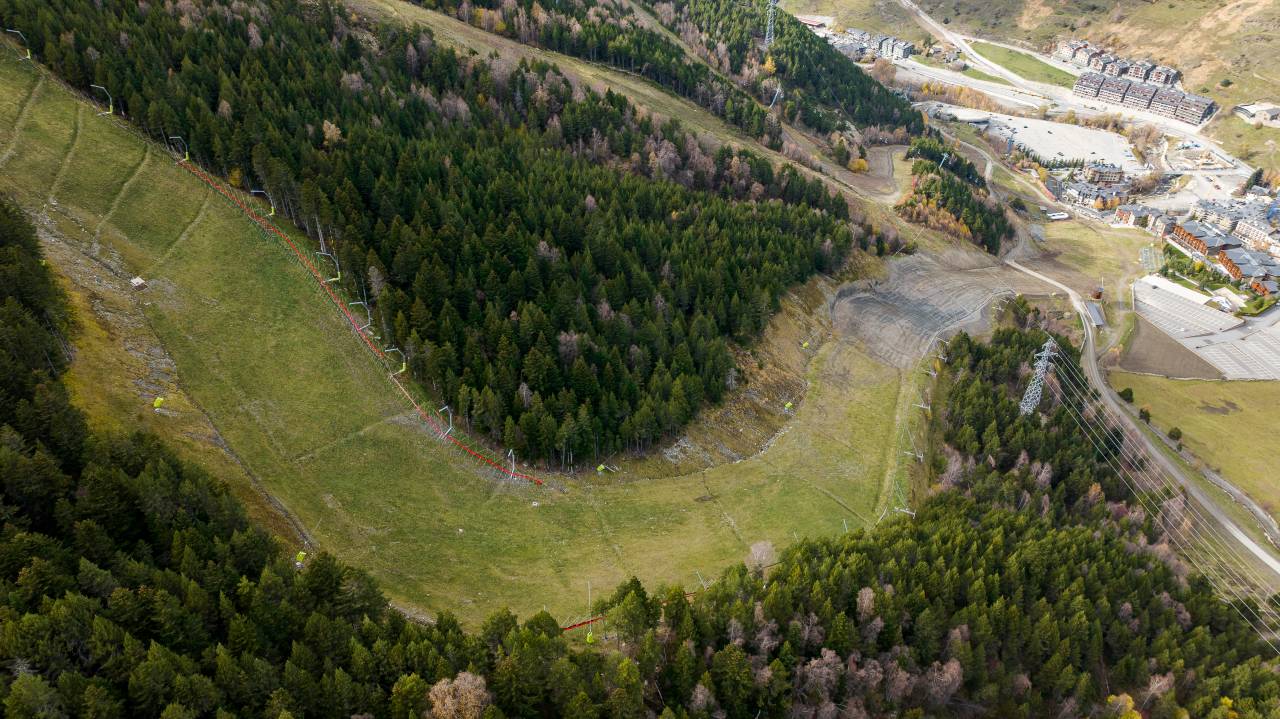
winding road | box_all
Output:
[1006,258,1280,582]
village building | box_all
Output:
[1098,76,1130,104]
[1126,60,1155,82]
[1084,162,1124,184]
[1231,213,1280,252]
[1234,102,1280,128]
[1074,45,1103,67]
[1089,53,1117,72]
[1054,40,1090,62]
[1149,87,1185,118]
[1072,72,1105,98]
[1191,200,1245,233]
[1150,213,1177,238]
[1175,93,1216,125]
[1115,204,1159,226]
[1218,248,1279,282]
[1169,219,1241,257]
[1246,185,1273,202]
[1148,65,1180,85]
[1123,82,1157,110]
[1104,59,1131,77]
[1063,181,1129,208]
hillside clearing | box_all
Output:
[0,58,908,623]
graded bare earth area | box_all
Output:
[1115,317,1222,379]
[0,59,915,623]
[831,249,1048,367]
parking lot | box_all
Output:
[1133,275,1280,380]
[985,113,1147,172]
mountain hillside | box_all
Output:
[639,0,925,136]
[0,0,878,465]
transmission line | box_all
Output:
[1051,354,1280,606]
[1038,357,1280,652]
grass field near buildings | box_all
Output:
[1208,116,1280,174]
[0,57,909,624]
[969,41,1075,88]
[961,66,1010,86]
[1108,372,1280,525]
[1037,219,1152,296]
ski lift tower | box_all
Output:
[764,0,778,49]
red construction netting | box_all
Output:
[178,161,543,486]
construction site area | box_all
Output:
[831,249,1050,368]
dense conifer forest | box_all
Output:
[0,0,882,464]
[904,137,985,188]
[410,0,923,143]
[2,200,1276,715]
[409,0,786,146]
[897,159,1012,254]
[635,0,924,136]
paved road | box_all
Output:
[1007,258,1280,582]
[891,0,1256,183]
[896,59,1046,110]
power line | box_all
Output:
[1050,355,1280,608]
[1037,356,1280,653]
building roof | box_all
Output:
[1085,302,1106,327]
[1223,248,1279,267]
[1196,199,1247,220]
[1117,204,1158,217]
[1180,93,1214,110]
[1100,76,1130,93]
[1076,72,1105,88]
[1178,219,1219,239]
[1125,83,1158,101]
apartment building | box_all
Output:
[1104,59,1131,77]
[1090,53,1118,72]
[1149,88,1185,117]
[1122,82,1157,110]
[1126,60,1154,82]
[1231,213,1280,253]
[1175,93,1216,125]
[1072,72,1105,98]
[1084,162,1125,184]
[1098,76,1130,103]
[1149,65,1180,85]
[1219,248,1279,282]
[1192,200,1244,233]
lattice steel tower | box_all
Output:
[1018,338,1058,416]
